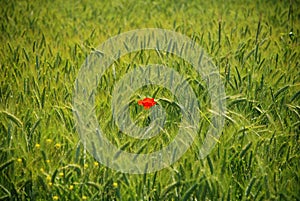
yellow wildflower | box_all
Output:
[35,144,41,149]
[113,182,118,188]
[46,139,52,143]
[17,158,22,163]
[69,185,74,190]
[82,195,87,200]
[55,143,61,148]
[52,195,58,200]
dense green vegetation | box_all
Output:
[0,0,299,200]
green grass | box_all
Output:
[0,0,299,200]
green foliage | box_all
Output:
[0,0,299,200]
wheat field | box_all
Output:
[0,0,299,200]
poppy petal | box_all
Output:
[138,97,157,109]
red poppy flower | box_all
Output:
[138,97,157,109]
